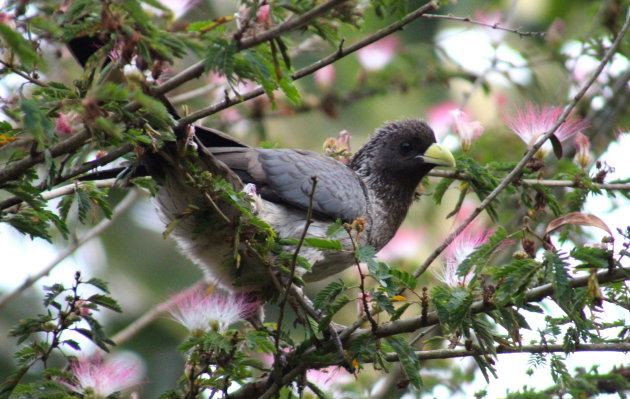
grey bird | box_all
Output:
[151,120,455,292]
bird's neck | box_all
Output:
[351,162,423,250]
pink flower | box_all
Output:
[62,355,143,398]
[434,226,490,287]
[377,227,425,262]
[449,109,484,151]
[0,12,14,26]
[505,103,588,157]
[357,35,399,71]
[314,65,336,91]
[55,113,73,136]
[427,101,459,140]
[256,4,272,28]
[306,366,349,396]
[573,132,593,169]
[167,288,259,334]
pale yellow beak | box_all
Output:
[420,143,456,167]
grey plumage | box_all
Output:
[151,119,455,291]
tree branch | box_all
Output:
[427,170,630,190]
[174,1,440,127]
[420,13,545,38]
[352,266,630,341]
[411,10,630,279]
[0,130,91,185]
[153,0,352,96]
[376,342,630,362]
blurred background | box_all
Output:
[1,0,629,397]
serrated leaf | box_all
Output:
[385,336,423,389]
[325,219,345,238]
[544,251,573,309]
[0,24,40,68]
[85,277,110,293]
[20,99,54,148]
[457,226,508,277]
[570,246,612,269]
[313,280,347,310]
[87,294,122,312]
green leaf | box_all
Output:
[0,24,40,68]
[0,366,29,399]
[372,290,395,315]
[433,177,455,205]
[570,246,612,269]
[20,99,54,147]
[385,336,423,389]
[431,285,473,331]
[325,219,345,238]
[244,330,275,354]
[544,251,573,309]
[491,259,541,304]
[279,75,300,105]
[457,226,508,278]
[87,294,122,312]
[313,280,347,310]
[85,277,110,293]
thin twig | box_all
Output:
[275,177,317,353]
[0,190,140,308]
[411,10,630,280]
[421,13,544,37]
[0,145,134,213]
[427,170,630,190]
[383,342,630,362]
[0,130,91,185]
[0,60,48,87]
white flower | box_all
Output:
[167,288,259,334]
[62,355,143,399]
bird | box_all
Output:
[64,35,455,293]
[147,120,455,292]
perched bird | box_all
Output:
[64,36,455,293]
[150,120,455,292]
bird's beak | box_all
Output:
[418,143,456,167]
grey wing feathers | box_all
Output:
[211,147,367,222]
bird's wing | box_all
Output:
[212,148,368,222]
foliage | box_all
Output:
[0,0,629,398]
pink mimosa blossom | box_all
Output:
[306,366,349,396]
[167,288,259,334]
[573,132,593,169]
[63,355,143,398]
[434,226,490,287]
[314,65,336,91]
[256,4,272,28]
[449,109,484,151]
[55,113,73,136]
[505,103,588,157]
[357,35,399,71]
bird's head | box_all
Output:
[350,120,455,186]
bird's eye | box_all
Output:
[399,141,413,154]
